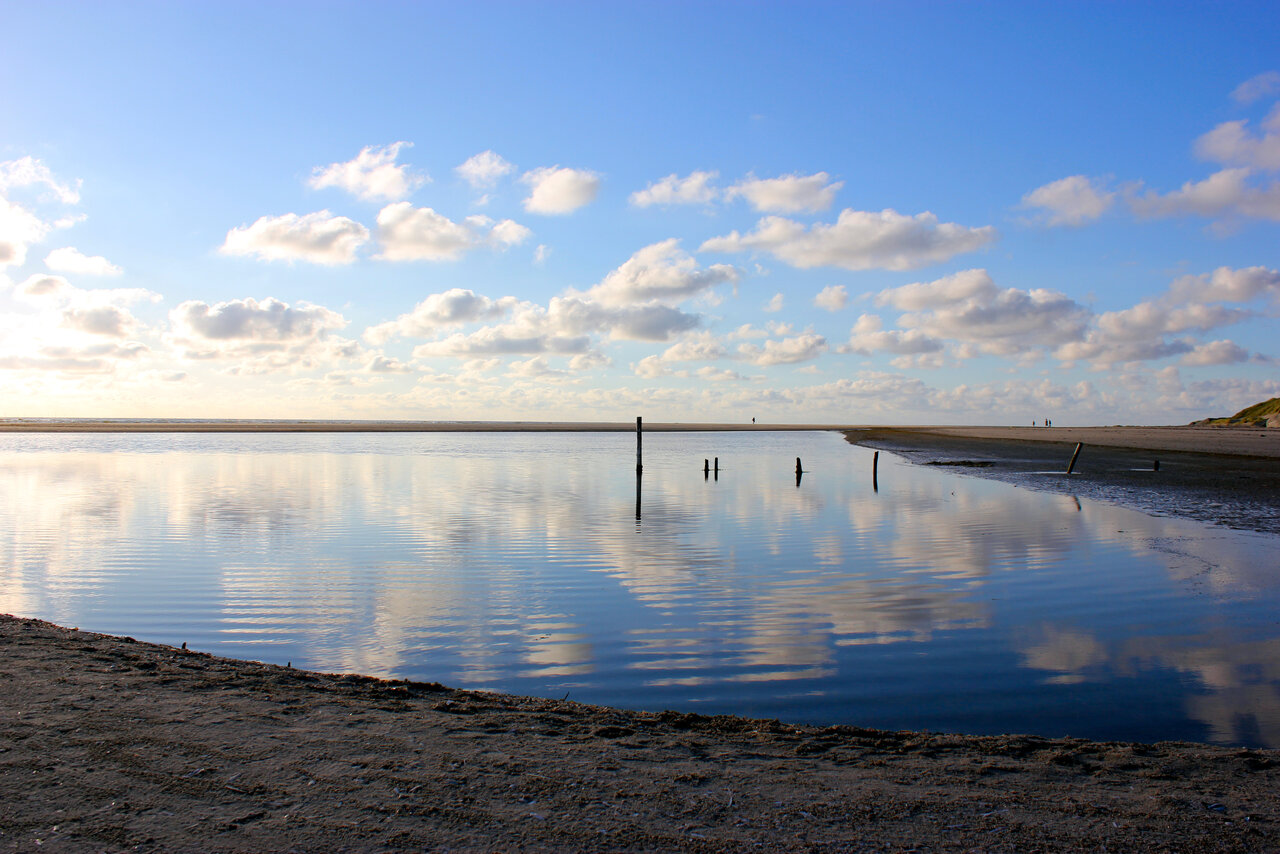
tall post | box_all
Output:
[1066,442,1083,475]
[873,450,879,492]
[636,416,643,475]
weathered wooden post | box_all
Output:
[636,416,643,475]
[704,458,710,475]
[1153,459,1160,471]
[873,451,879,492]
[714,456,719,474]
[795,457,802,475]
[1066,442,1083,475]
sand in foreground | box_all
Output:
[3,616,1277,853]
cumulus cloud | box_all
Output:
[874,270,1089,359]
[1181,340,1252,366]
[168,297,349,370]
[726,172,842,213]
[629,170,720,207]
[309,142,426,202]
[738,332,827,366]
[375,203,530,261]
[1168,265,1280,304]
[365,289,520,343]
[45,246,122,276]
[700,208,996,271]
[840,314,944,358]
[1052,265,1277,368]
[660,331,730,362]
[521,166,600,214]
[814,284,847,312]
[1131,168,1280,222]
[763,293,784,313]
[0,197,52,268]
[1194,105,1280,171]
[1232,71,1280,105]
[0,156,81,204]
[875,268,998,311]
[456,150,515,189]
[61,305,137,337]
[1021,175,1116,226]
[221,211,369,265]
[584,239,738,306]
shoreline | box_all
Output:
[6,424,1280,850]
[3,614,1277,852]
[844,426,1280,535]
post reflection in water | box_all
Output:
[0,429,1278,748]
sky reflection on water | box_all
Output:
[1,430,1277,747]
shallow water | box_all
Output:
[2,430,1278,747]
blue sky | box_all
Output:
[3,1,1278,423]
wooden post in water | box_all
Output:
[795,457,802,475]
[704,459,710,475]
[1066,442,1083,475]
[636,416,643,475]
[873,451,879,492]
[714,457,719,474]
[1153,459,1160,471]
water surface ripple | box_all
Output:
[1,430,1277,747]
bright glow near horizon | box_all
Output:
[2,2,1278,425]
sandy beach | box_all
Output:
[3,615,1278,853]
[4,422,1279,851]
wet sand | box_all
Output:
[3,615,1278,853]
[843,426,1280,535]
[4,422,1280,851]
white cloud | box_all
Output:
[534,244,551,264]
[738,332,827,366]
[221,211,369,265]
[168,297,349,369]
[1130,168,1280,222]
[1194,104,1280,172]
[840,314,944,357]
[455,150,515,189]
[365,354,413,374]
[1021,175,1116,226]
[700,208,996,271]
[1181,340,1252,366]
[763,293,784,313]
[875,268,998,311]
[874,271,1089,361]
[309,142,426,202]
[521,166,600,214]
[1232,71,1280,104]
[726,172,842,213]
[15,273,71,299]
[0,197,51,268]
[629,171,719,207]
[813,284,847,312]
[1168,265,1280,304]
[61,305,138,337]
[0,156,81,204]
[44,246,122,276]
[364,289,519,342]
[584,239,739,306]
[660,331,730,362]
[376,203,530,261]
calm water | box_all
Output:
[2,430,1278,747]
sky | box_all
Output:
[2,0,1279,425]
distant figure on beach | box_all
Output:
[752,417,755,424]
